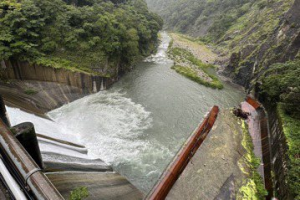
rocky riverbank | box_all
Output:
[168,33,223,89]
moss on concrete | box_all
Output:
[237,120,268,200]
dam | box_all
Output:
[0,33,256,199]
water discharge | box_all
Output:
[7,32,245,193]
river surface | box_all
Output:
[7,32,244,193]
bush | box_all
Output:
[172,65,223,89]
[260,60,300,118]
[69,187,89,200]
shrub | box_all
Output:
[260,60,300,118]
[69,187,89,200]
[24,88,38,95]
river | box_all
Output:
[7,32,244,193]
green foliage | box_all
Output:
[172,65,223,89]
[0,0,163,75]
[146,0,255,39]
[169,47,216,69]
[238,121,268,199]
[168,46,223,89]
[277,105,300,199]
[260,60,300,118]
[69,187,89,200]
[24,88,38,95]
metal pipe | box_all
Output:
[0,120,64,200]
[0,158,27,200]
[12,123,44,169]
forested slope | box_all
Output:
[146,0,268,38]
[0,0,163,77]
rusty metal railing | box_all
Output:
[146,106,219,200]
[0,119,64,199]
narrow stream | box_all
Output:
[7,32,245,193]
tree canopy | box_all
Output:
[0,0,163,76]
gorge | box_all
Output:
[0,0,299,199]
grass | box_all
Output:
[172,65,223,89]
[237,121,268,199]
[33,57,94,75]
[24,88,38,95]
[277,104,300,199]
[168,46,223,89]
[169,47,217,69]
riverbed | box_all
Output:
[7,32,245,193]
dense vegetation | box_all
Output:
[0,0,163,76]
[261,60,300,119]
[261,60,300,199]
[146,0,278,40]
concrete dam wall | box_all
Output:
[0,60,117,93]
[0,60,120,113]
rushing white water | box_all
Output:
[7,32,245,193]
[7,107,80,144]
[144,34,172,64]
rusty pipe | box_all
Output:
[0,119,64,200]
[146,106,219,200]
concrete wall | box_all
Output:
[0,60,117,93]
[267,107,291,200]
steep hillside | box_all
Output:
[146,0,260,38]
[146,0,298,88]
[0,0,163,77]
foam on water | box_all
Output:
[144,32,173,64]
[7,107,80,144]
[48,91,172,191]
[7,91,172,192]
[48,91,154,162]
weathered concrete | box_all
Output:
[0,80,87,115]
[42,153,113,172]
[46,172,144,200]
[1,60,116,93]
[166,110,246,200]
[0,60,119,115]
[241,102,264,177]
[0,177,11,200]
